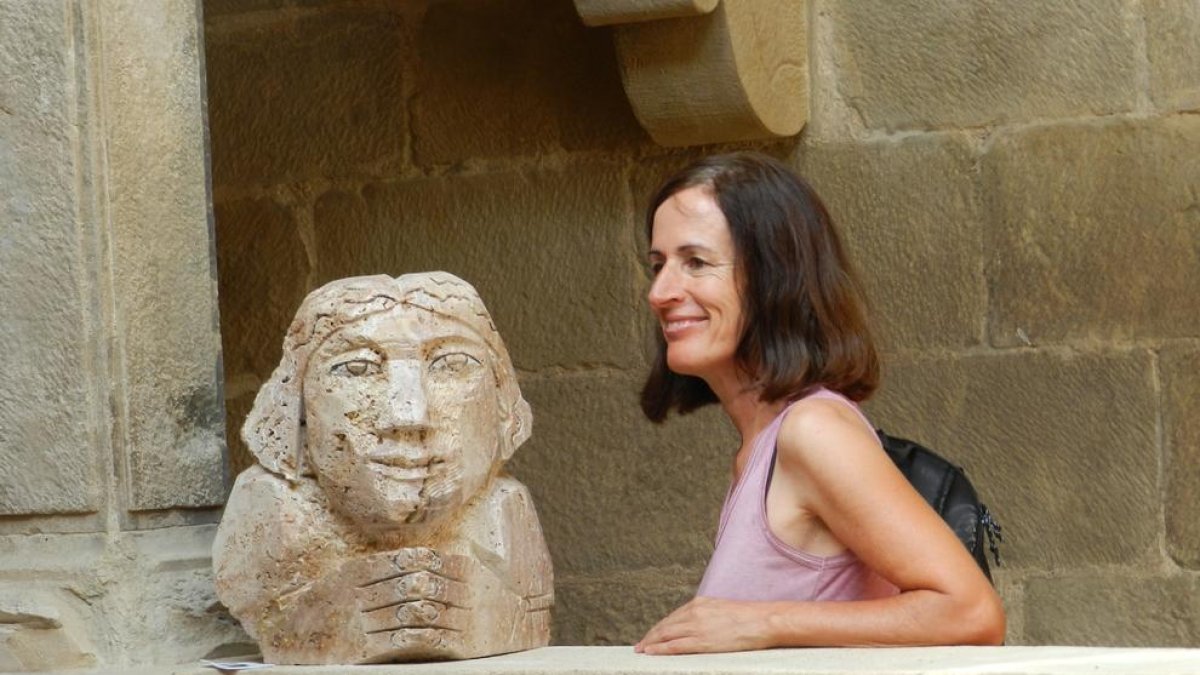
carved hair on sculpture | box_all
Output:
[242,272,532,484]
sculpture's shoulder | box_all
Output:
[213,466,344,621]
[490,474,537,506]
[462,475,553,599]
[216,465,329,539]
[471,475,544,535]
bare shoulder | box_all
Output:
[775,396,881,470]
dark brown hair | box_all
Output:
[641,152,879,422]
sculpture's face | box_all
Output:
[303,306,503,534]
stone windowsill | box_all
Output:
[101,645,1200,675]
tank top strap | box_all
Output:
[714,388,877,547]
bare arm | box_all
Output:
[638,399,1004,653]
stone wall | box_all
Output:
[204,0,1200,648]
[0,0,244,670]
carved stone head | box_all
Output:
[242,272,532,534]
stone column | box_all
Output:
[0,0,242,669]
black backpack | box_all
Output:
[876,429,1003,582]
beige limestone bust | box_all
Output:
[213,273,553,664]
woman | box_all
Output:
[635,153,1005,654]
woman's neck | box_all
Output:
[706,367,786,444]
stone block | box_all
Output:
[552,569,697,645]
[827,0,1138,131]
[108,526,251,665]
[574,0,719,27]
[204,6,408,185]
[1024,574,1200,647]
[508,373,736,576]
[100,1,227,512]
[214,197,310,382]
[983,117,1200,346]
[0,588,98,671]
[612,0,808,146]
[413,0,643,165]
[1164,348,1200,569]
[203,0,293,17]
[0,528,246,669]
[214,196,308,482]
[865,350,1159,570]
[0,533,106,579]
[313,164,642,371]
[1145,0,1200,112]
[797,134,985,352]
[0,1,102,515]
[223,389,259,482]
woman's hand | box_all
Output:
[635,597,776,655]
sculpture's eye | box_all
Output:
[330,358,381,377]
[429,351,481,375]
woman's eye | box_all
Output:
[647,260,664,276]
[684,257,710,271]
[430,352,482,374]
[330,359,380,377]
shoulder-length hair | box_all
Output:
[641,152,879,422]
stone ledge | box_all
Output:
[100,645,1200,675]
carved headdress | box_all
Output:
[243,272,532,481]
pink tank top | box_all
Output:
[696,389,900,602]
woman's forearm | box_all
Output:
[762,588,1005,648]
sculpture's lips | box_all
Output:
[368,454,442,481]
[367,451,441,469]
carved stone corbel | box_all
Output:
[575,0,808,147]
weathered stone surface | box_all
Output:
[313,164,641,371]
[205,6,408,184]
[552,569,698,645]
[1145,0,1200,112]
[574,0,718,26]
[828,0,1138,131]
[797,134,984,352]
[1024,574,1200,647]
[983,118,1200,346]
[203,0,306,17]
[107,526,248,666]
[215,274,552,664]
[0,0,103,515]
[132,645,1200,675]
[509,373,735,576]
[214,196,309,478]
[612,0,808,146]
[1164,348,1200,569]
[223,388,260,482]
[0,588,98,671]
[414,0,643,164]
[0,527,246,669]
[101,0,226,512]
[214,197,309,382]
[866,350,1158,570]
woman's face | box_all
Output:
[647,185,743,383]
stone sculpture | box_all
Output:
[213,273,553,664]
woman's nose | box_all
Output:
[647,264,685,308]
[374,360,429,431]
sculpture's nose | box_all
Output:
[374,359,428,431]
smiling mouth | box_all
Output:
[662,317,707,337]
